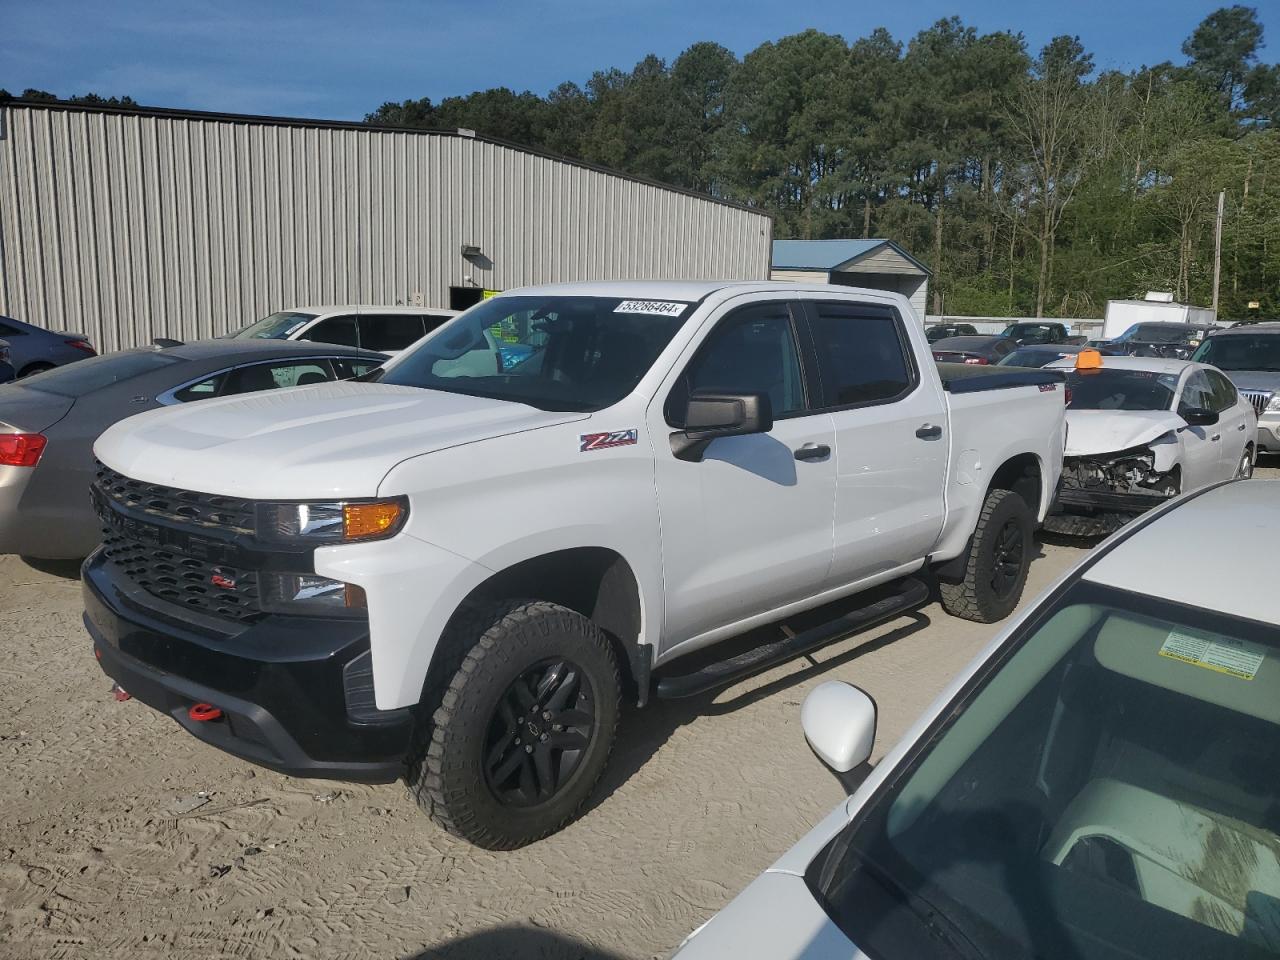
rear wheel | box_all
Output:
[407,599,620,849]
[18,362,53,379]
[940,488,1034,624]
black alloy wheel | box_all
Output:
[483,658,596,807]
[989,519,1026,599]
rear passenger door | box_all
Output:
[799,298,948,588]
[356,314,427,353]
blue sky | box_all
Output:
[2,1,1273,120]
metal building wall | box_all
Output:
[0,103,772,351]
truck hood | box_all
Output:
[1219,370,1280,392]
[94,381,587,499]
[1064,410,1185,457]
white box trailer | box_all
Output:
[1102,293,1219,340]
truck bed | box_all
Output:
[937,362,1066,394]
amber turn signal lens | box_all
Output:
[343,501,404,540]
[344,583,368,609]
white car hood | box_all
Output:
[1064,409,1185,457]
[95,381,586,499]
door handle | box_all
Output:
[1211,434,1221,442]
[793,443,831,462]
[1237,423,1247,431]
[915,423,943,440]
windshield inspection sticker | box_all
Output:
[613,300,689,316]
[580,429,638,452]
[1158,629,1265,680]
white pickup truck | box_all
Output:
[83,281,1066,849]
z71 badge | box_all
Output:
[580,429,638,452]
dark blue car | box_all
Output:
[0,314,96,378]
[0,340,14,384]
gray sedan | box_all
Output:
[0,339,386,559]
[0,314,96,377]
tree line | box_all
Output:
[368,7,1280,319]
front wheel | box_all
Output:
[939,488,1034,624]
[1237,446,1254,479]
[407,599,620,849]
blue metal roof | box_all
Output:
[771,239,930,274]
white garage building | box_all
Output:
[770,239,930,320]
[0,99,773,351]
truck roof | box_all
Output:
[1082,480,1277,626]
[492,280,896,302]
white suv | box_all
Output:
[230,304,459,355]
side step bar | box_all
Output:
[655,576,930,700]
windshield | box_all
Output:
[999,348,1071,368]
[807,581,1280,960]
[1064,369,1179,411]
[374,295,695,411]
[18,350,183,398]
[1192,335,1280,372]
[1117,325,1199,344]
[229,311,318,340]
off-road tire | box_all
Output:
[407,599,620,850]
[939,488,1034,624]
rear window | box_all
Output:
[21,351,183,398]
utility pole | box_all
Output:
[1212,190,1225,318]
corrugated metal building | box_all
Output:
[770,239,930,320]
[0,100,773,351]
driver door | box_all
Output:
[649,298,836,654]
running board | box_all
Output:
[654,576,930,700]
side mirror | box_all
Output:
[671,391,772,462]
[1182,407,1219,427]
[801,681,877,793]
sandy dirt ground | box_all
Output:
[2,468,1273,959]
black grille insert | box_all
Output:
[95,462,256,534]
[99,531,262,623]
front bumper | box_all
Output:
[83,550,414,783]
[1257,414,1280,451]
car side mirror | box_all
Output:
[801,681,877,793]
[670,391,772,462]
[1182,407,1219,427]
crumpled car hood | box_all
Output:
[1065,410,1185,457]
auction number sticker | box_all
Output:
[614,300,689,316]
[1158,629,1265,680]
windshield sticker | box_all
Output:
[580,429,638,452]
[286,321,309,335]
[1158,629,1265,680]
[613,300,690,317]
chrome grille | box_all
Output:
[1240,390,1273,417]
[94,462,255,534]
[98,531,262,622]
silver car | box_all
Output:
[1192,322,1280,453]
[0,339,385,559]
[0,314,96,377]
[675,479,1277,959]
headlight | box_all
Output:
[259,572,367,615]
[256,498,408,544]
[1267,396,1280,413]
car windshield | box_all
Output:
[1191,335,1280,372]
[1064,369,1179,411]
[16,350,183,398]
[229,311,318,340]
[373,295,695,411]
[1117,325,1199,344]
[807,580,1280,960]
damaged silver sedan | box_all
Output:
[1044,353,1257,536]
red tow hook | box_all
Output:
[188,703,223,722]
[111,683,131,702]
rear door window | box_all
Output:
[172,373,228,403]
[357,315,427,352]
[332,358,382,380]
[1178,371,1214,414]
[807,301,916,408]
[1205,369,1238,413]
[222,361,334,395]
